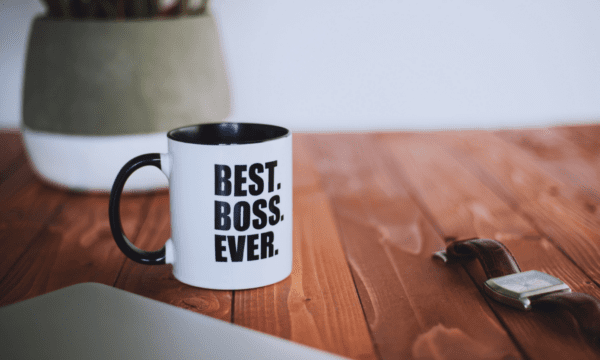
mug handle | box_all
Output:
[109,153,167,265]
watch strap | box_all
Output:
[445,238,521,278]
[532,291,600,347]
[441,238,600,349]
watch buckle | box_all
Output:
[433,251,449,263]
[484,283,533,310]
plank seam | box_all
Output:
[111,193,160,288]
[449,134,600,290]
[0,152,26,187]
[370,134,531,360]
[369,136,446,242]
[300,136,383,360]
[231,290,236,324]
[0,201,66,289]
[458,263,534,360]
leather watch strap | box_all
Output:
[533,292,600,346]
[442,238,600,348]
[445,238,521,278]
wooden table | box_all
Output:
[2,125,600,359]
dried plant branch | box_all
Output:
[39,0,208,19]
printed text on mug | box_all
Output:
[214,161,283,262]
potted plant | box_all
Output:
[22,0,231,191]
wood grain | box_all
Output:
[305,134,523,360]
[0,182,67,282]
[233,137,378,360]
[0,192,152,306]
[563,124,600,142]
[2,128,600,359]
[113,192,232,322]
[495,127,600,219]
[378,132,600,359]
[0,132,37,203]
[435,131,600,283]
[0,131,23,176]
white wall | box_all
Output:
[2,0,600,131]
[0,0,44,129]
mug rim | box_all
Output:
[167,122,290,145]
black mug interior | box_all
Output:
[168,123,290,145]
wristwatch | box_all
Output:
[434,238,600,347]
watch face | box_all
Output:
[485,270,570,300]
[494,271,560,293]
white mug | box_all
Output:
[109,123,292,290]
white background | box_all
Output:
[2,0,600,132]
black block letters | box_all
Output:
[213,161,283,262]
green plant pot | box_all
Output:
[21,13,231,191]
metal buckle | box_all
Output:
[484,270,571,310]
[433,251,450,263]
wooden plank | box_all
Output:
[0,134,70,278]
[378,132,600,359]
[113,192,232,322]
[495,127,600,217]
[562,123,600,142]
[0,159,37,203]
[304,134,523,359]
[233,136,378,359]
[0,152,26,187]
[378,132,538,241]
[0,132,37,202]
[0,191,152,306]
[0,131,23,177]
[559,125,600,161]
[435,130,600,283]
[0,182,68,282]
